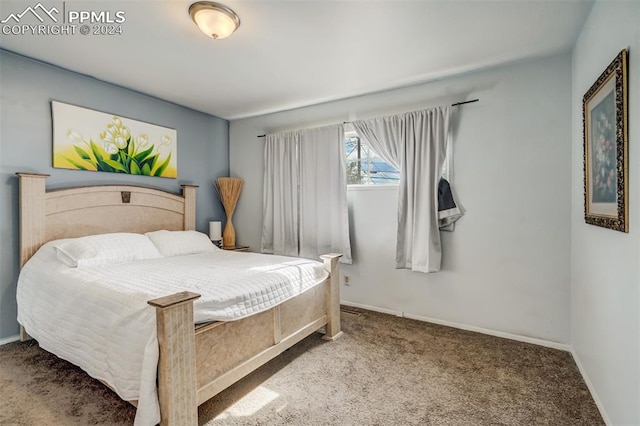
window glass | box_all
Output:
[345,134,399,185]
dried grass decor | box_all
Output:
[215,177,244,247]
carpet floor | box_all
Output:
[0,307,603,425]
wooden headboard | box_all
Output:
[17,173,198,267]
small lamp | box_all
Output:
[189,1,240,40]
[209,221,222,247]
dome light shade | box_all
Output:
[189,2,240,39]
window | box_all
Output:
[344,132,399,185]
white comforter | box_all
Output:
[16,241,328,425]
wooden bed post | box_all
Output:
[181,185,198,231]
[16,173,49,267]
[320,253,343,341]
[148,291,201,426]
[16,173,49,342]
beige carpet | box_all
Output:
[0,307,603,425]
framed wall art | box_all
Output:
[52,101,178,178]
[583,49,628,232]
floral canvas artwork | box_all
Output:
[52,101,177,178]
[589,90,616,203]
[582,49,628,232]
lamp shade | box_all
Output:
[189,2,240,39]
[209,221,222,241]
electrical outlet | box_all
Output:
[344,275,350,286]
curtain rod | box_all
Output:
[256,98,479,138]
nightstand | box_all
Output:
[222,246,250,252]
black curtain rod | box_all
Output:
[451,98,479,107]
[257,98,479,138]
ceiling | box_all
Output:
[0,0,594,120]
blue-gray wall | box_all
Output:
[0,49,229,339]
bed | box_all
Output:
[15,172,343,426]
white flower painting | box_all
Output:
[52,101,177,178]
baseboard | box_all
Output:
[0,335,20,346]
[570,348,612,425]
[404,312,571,351]
[341,300,403,317]
[341,300,570,352]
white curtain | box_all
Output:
[262,124,352,263]
[352,106,451,273]
[261,132,300,257]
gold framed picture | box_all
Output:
[583,49,628,232]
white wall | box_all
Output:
[230,53,572,345]
[571,2,640,425]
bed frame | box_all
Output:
[16,172,343,425]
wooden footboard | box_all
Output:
[148,253,343,426]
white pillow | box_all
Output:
[145,230,218,257]
[54,233,162,268]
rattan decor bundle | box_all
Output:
[215,177,244,247]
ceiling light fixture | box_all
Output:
[189,1,240,40]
